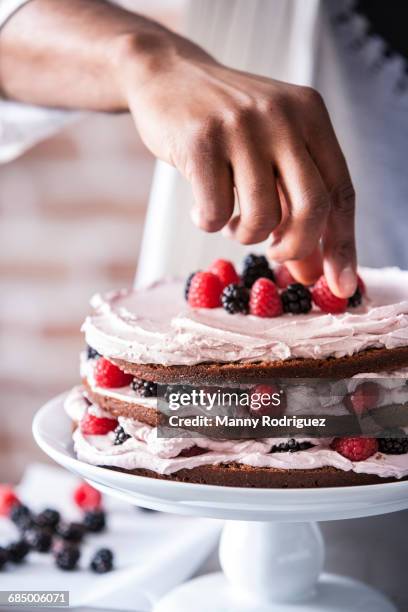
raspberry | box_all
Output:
[331,437,378,461]
[242,254,275,288]
[221,284,250,314]
[187,272,223,308]
[250,384,284,416]
[311,276,347,314]
[0,485,20,517]
[274,264,295,289]
[80,414,118,435]
[94,358,133,388]
[281,283,312,314]
[343,382,380,416]
[249,278,282,317]
[208,259,240,288]
[73,482,102,510]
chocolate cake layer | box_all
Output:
[112,345,408,384]
[106,463,408,488]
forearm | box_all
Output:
[0,0,208,110]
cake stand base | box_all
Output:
[154,572,396,612]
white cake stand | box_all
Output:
[33,394,408,612]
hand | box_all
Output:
[118,35,357,297]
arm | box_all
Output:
[0,0,357,297]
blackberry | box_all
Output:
[281,283,312,314]
[90,548,114,574]
[113,425,131,446]
[57,521,85,543]
[242,254,275,288]
[348,287,362,308]
[55,545,80,571]
[83,510,106,533]
[10,504,33,531]
[132,378,157,397]
[35,508,60,531]
[378,434,408,455]
[6,540,30,564]
[184,271,200,300]
[0,547,7,570]
[221,284,250,314]
[25,528,52,553]
[87,345,101,359]
[271,439,314,453]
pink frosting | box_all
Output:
[82,268,408,367]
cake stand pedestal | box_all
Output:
[34,394,408,612]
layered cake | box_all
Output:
[66,256,408,487]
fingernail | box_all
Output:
[339,266,357,296]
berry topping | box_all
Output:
[221,283,250,314]
[250,384,284,417]
[348,275,366,308]
[80,413,118,435]
[57,522,85,543]
[311,276,348,314]
[281,283,312,314]
[10,504,32,530]
[271,439,314,453]
[208,259,240,288]
[274,264,295,289]
[25,528,53,553]
[378,432,408,455]
[6,540,30,564]
[249,278,282,318]
[0,485,20,517]
[331,437,378,461]
[87,345,101,360]
[242,254,275,288]
[73,482,102,510]
[94,358,133,388]
[83,509,106,533]
[113,425,131,446]
[90,548,114,574]
[35,508,60,531]
[131,378,157,397]
[187,271,223,308]
[184,270,200,300]
[178,446,207,457]
[0,547,7,570]
[343,382,380,416]
[54,544,80,571]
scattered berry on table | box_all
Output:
[187,271,223,308]
[281,283,312,314]
[10,504,33,530]
[113,425,131,446]
[242,254,275,288]
[25,528,52,553]
[0,485,20,517]
[249,278,282,317]
[90,548,114,574]
[331,437,378,461]
[55,544,80,571]
[274,264,295,289]
[94,357,134,388]
[343,382,380,416]
[221,283,250,314]
[131,378,157,397]
[57,521,85,543]
[35,508,60,531]
[378,434,408,455]
[271,439,314,453]
[87,345,101,360]
[311,276,348,314]
[80,413,118,435]
[184,271,200,300]
[73,482,102,510]
[250,384,285,417]
[208,259,240,288]
[6,540,30,564]
[83,510,106,533]
[0,547,8,570]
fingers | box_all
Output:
[302,95,357,297]
[268,144,330,263]
[284,247,323,286]
[226,147,281,244]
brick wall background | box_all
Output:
[0,0,185,481]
